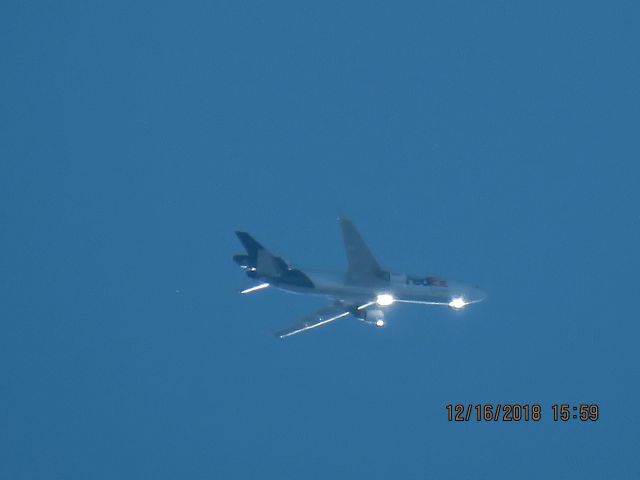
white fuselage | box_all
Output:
[271,270,486,307]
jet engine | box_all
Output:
[367,308,385,327]
[353,308,385,327]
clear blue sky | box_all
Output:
[2,1,639,478]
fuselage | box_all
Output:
[235,221,486,337]
[264,269,486,308]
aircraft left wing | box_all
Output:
[274,302,371,338]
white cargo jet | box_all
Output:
[233,218,486,338]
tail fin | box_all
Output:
[234,232,288,277]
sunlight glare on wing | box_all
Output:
[448,297,467,309]
[376,294,395,306]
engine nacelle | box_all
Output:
[351,307,385,327]
[365,308,385,327]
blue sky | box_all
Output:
[1,1,639,478]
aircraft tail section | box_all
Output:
[234,231,288,277]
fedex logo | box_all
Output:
[406,276,448,287]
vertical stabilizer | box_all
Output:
[234,232,288,276]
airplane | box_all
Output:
[233,218,486,338]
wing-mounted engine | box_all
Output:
[353,307,386,328]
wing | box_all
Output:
[339,218,385,283]
[274,303,351,338]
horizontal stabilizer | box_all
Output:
[240,283,270,294]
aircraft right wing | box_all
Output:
[274,301,374,338]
